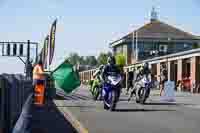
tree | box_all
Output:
[115,53,126,72]
[66,52,80,65]
[97,52,110,65]
[66,53,97,67]
[192,43,200,49]
[79,56,86,65]
[115,53,126,67]
[85,56,97,66]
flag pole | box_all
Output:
[48,37,51,72]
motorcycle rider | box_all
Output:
[91,65,104,92]
[140,62,151,79]
[93,65,104,81]
[101,55,122,101]
[128,62,151,101]
[88,65,105,100]
[102,55,121,82]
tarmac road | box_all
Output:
[55,85,200,133]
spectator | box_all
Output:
[126,71,134,95]
[176,80,182,92]
[160,64,168,96]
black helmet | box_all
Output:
[143,62,149,69]
[107,56,115,65]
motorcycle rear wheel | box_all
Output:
[136,87,147,104]
[104,102,109,110]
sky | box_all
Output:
[0,0,200,73]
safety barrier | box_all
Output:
[79,69,97,84]
[0,74,32,133]
[12,94,33,133]
[45,74,56,101]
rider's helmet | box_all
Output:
[107,55,116,65]
[143,62,149,70]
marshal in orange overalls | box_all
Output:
[33,64,45,106]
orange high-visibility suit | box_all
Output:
[33,64,45,106]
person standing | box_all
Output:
[126,71,134,95]
[32,59,45,106]
[160,64,168,96]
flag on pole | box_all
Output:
[49,19,57,65]
[43,35,49,69]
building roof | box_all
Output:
[124,48,200,70]
[110,20,200,47]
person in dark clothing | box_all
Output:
[93,65,104,81]
[160,64,168,96]
[140,62,151,78]
[126,71,134,95]
[101,56,121,82]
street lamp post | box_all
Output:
[167,37,171,81]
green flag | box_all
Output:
[52,61,81,94]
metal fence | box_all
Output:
[0,74,32,133]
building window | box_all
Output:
[184,43,188,48]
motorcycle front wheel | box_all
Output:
[136,87,147,104]
[93,87,100,100]
[109,90,118,111]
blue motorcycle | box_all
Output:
[102,74,122,111]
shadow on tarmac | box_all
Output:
[145,102,196,106]
[55,93,91,101]
[114,108,176,112]
[145,102,178,105]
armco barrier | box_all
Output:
[0,74,32,133]
[0,75,7,132]
[12,94,33,133]
[45,74,56,101]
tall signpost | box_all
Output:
[0,40,39,79]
